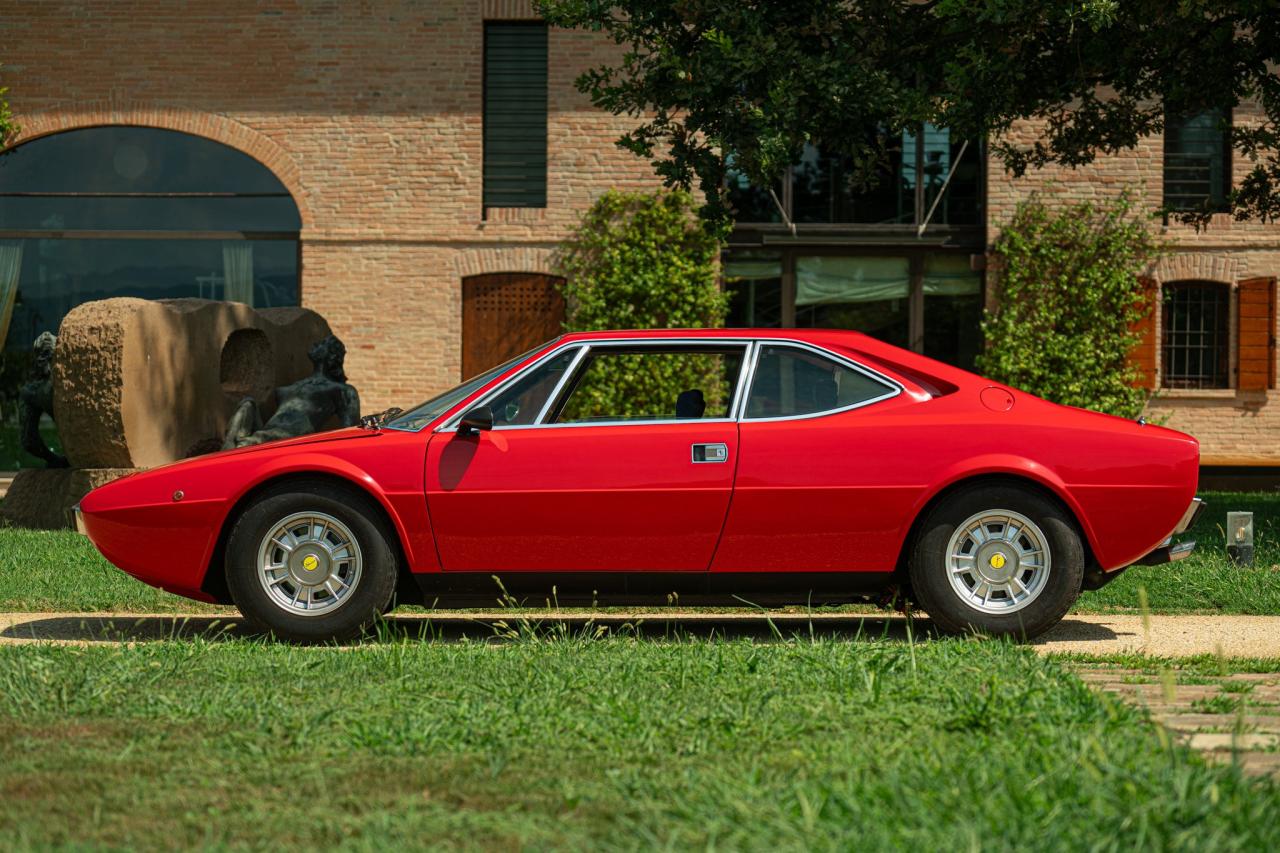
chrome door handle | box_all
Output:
[692,443,729,463]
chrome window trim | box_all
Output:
[432,335,902,432]
[434,344,584,433]
[531,344,590,426]
[739,340,903,423]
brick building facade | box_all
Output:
[2,2,1278,468]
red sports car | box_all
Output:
[76,329,1202,642]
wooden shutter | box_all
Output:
[1128,276,1160,390]
[1237,276,1277,391]
[483,22,548,208]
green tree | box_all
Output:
[554,189,729,418]
[536,1,1280,228]
[977,192,1166,418]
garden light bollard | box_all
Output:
[1227,511,1254,567]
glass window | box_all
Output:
[387,344,550,432]
[725,155,782,223]
[553,347,746,424]
[795,256,910,349]
[723,252,783,328]
[1162,282,1229,389]
[792,139,911,225]
[1164,109,1231,212]
[746,345,896,419]
[908,124,981,227]
[487,348,578,426]
[922,255,983,370]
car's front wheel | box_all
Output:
[908,483,1084,639]
[225,481,398,643]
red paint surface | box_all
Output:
[78,328,1199,603]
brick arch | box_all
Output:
[6,103,312,228]
[453,247,557,279]
[1151,253,1241,288]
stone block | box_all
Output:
[53,298,331,469]
[0,468,134,530]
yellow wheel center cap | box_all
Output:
[989,553,1007,570]
[302,555,320,572]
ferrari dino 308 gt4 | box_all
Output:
[76,329,1202,642]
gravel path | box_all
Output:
[4,610,1280,656]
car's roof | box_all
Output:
[558,328,873,345]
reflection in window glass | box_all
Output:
[487,349,578,426]
[725,154,782,223]
[794,256,910,349]
[723,252,783,328]
[555,348,745,423]
[922,255,983,370]
[906,124,981,226]
[4,238,299,348]
[792,140,911,225]
[746,345,894,418]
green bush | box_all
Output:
[977,191,1167,418]
[554,190,729,418]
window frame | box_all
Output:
[433,337,903,432]
[738,341,902,422]
[482,20,550,211]
[1160,280,1232,390]
[1162,107,1233,214]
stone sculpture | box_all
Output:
[222,334,361,449]
[18,331,69,468]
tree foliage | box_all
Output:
[554,189,729,418]
[976,192,1166,418]
[536,1,1280,229]
[0,65,17,148]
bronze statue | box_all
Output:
[18,332,69,468]
[222,334,361,450]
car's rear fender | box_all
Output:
[893,457,1102,574]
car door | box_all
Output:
[425,341,748,572]
[711,342,915,573]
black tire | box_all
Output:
[908,483,1084,640]
[225,480,398,644]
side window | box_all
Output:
[552,347,746,424]
[487,349,578,427]
[746,345,895,418]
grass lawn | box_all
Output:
[1,489,1277,616]
[2,636,1280,849]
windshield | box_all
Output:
[383,343,550,432]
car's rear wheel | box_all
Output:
[908,483,1084,639]
[226,481,398,643]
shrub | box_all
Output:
[554,190,729,418]
[977,191,1167,418]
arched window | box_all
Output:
[1162,280,1229,389]
[0,126,301,360]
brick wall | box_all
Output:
[2,0,661,409]
[988,102,1280,465]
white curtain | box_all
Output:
[222,242,255,307]
[0,241,23,351]
[796,256,910,306]
[922,255,982,297]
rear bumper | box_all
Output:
[1135,497,1205,567]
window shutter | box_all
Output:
[483,23,548,209]
[1129,276,1159,390]
[1237,276,1277,391]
